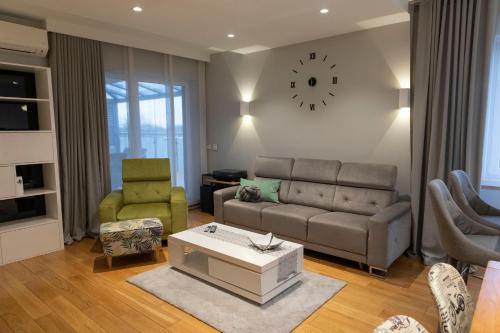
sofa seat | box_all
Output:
[308,212,369,255]
[261,204,328,240]
[117,203,172,234]
[224,199,278,229]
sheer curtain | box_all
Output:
[102,44,204,205]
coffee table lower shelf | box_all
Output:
[169,246,302,304]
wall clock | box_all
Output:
[290,52,338,111]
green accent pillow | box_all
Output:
[235,178,281,203]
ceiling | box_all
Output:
[0,0,409,61]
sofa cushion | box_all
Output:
[224,199,278,229]
[123,180,171,204]
[235,178,281,203]
[333,186,395,216]
[291,158,341,184]
[117,203,171,233]
[287,181,336,211]
[337,162,397,190]
[261,204,328,240]
[254,156,294,180]
[255,177,291,203]
[308,212,369,255]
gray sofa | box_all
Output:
[214,156,411,274]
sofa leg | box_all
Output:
[369,266,387,279]
[358,262,366,270]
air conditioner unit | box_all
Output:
[0,21,48,57]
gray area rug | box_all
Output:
[128,265,346,333]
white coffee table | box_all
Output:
[168,223,304,304]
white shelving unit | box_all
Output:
[0,61,64,265]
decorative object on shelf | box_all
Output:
[290,51,338,111]
[239,185,261,202]
[248,233,284,251]
[15,176,24,196]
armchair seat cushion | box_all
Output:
[261,204,328,240]
[117,203,172,234]
[224,199,278,229]
[308,212,369,255]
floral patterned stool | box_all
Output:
[99,218,163,268]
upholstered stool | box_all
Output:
[99,218,163,268]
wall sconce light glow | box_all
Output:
[320,8,329,14]
[398,88,410,109]
[132,6,143,12]
[227,34,235,38]
[242,114,252,125]
[240,101,250,116]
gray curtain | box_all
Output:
[409,0,499,264]
[49,33,111,244]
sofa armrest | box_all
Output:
[213,186,239,222]
[367,202,411,270]
[170,187,188,234]
[99,190,124,223]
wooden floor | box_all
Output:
[0,209,482,333]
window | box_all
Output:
[482,36,500,187]
[103,45,201,204]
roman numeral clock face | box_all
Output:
[290,52,338,111]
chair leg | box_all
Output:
[154,248,162,261]
[106,256,112,269]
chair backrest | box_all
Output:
[373,315,428,333]
[122,158,171,205]
[427,179,492,262]
[449,170,490,216]
[427,263,474,333]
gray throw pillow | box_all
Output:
[239,185,261,202]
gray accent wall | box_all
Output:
[206,22,410,194]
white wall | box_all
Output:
[206,22,411,194]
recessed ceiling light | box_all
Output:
[227,34,235,38]
[132,6,143,12]
[320,8,329,14]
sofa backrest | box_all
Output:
[122,158,171,205]
[287,158,341,210]
[333,163,398,215]
[254,156,294,203]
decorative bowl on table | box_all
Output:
[248,233,284,251]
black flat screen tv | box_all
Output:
[0,102,39,130]
[0,196,46,224]
[0,69,37,98]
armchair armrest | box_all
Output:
[367,201,411,270]
[213,186,239,222]
[170,187,188,234]
[99,190,124,223]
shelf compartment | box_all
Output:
[0,132,55,164]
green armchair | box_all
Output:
[99,158,187,239]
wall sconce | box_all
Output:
[398,88,410,109]
[240,101,250,116]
